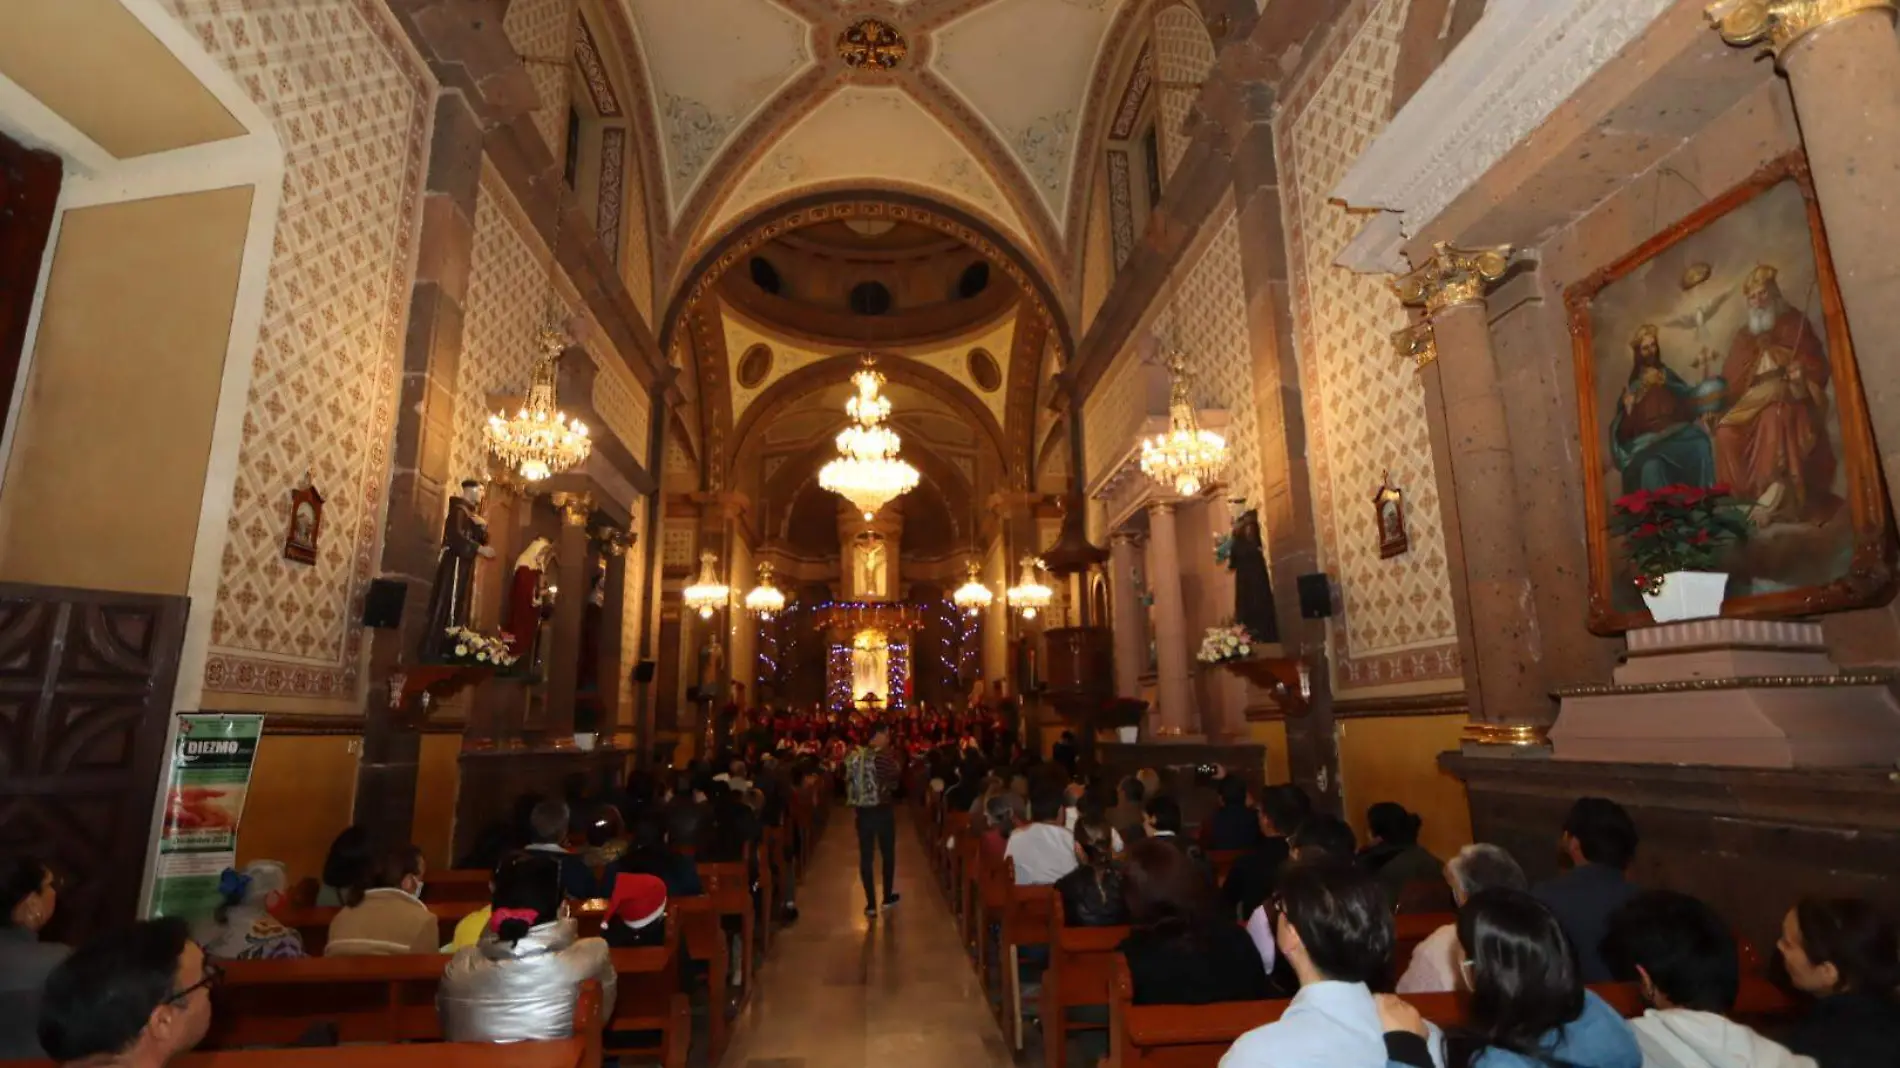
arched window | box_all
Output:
[956,261,990,300]
[849,281,893,316]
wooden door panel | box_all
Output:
[0,586,186,938]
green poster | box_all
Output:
[150,714,263,919]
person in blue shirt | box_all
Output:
[1379,887,1641,1068]
[1219,859,1406,1068]
[1533,797,1641,983]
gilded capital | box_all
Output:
[1392,242,1513,314]
[1707,0,1896,57]
[1391,323,1438,370]
[552,491,594,526]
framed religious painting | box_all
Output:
[1372,471,1408,559]
[1564,153,1894,634]
[282,479,324,566]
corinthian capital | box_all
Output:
[1707,0,1896,57]
[552,491,595,526]
[1391,242,1513,314]
[1391,323,1438,370]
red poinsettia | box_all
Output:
[1610,483,1749,595]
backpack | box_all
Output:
[845,746,881,807]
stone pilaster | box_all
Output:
[542,490,594,748]
[1147,501,1196,737]
[1395,244,1552,747]
[1109,531,1147,701]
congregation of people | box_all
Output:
[7,726,1900,1068]
[921,746,1900,1068]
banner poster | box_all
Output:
[150,714,263,919]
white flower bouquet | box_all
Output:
[1196,623,1253,665]
[442,625,519,668]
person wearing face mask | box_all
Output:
[438,851,616,1043]
[37,918,216,1068]
[1777,897,1900,1068]
[1,855,70,1058]
[324,844,436,956]
[194,861,304,962]
[1219,859,1408,1068]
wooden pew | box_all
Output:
[0,981,605,1068]
[1043,896,1130,1068]
[1000,862,1056,1051]
[1105,956,1799,1068]
[423,869,495,905]
[699,860,757,991]
[1391,911,1454,985]
[941,810,972,898]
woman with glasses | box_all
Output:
[438,851,617,1043]
[1378,888,1640,1068]
[1,855,70,1058]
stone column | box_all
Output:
[1109,530,1146,699]
[1147,501,1196,737]
[1395,244,1550,745]
[1708,3,1900,508]
[354,90,484,845]
[543,490,594,748]
[595,531,630,745]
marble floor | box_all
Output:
[718,811,1015,1068]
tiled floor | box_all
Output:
[721,813,1015,1068]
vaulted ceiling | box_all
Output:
[606,0,1149,296]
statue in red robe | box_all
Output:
[504,537,556,660]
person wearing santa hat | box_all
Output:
[601,873,668,949]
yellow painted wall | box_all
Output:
[1247,718,1291,784]
[412,734,464,871]
[235,734,360,888]
[0,187,251,594]
[1336,714,1472,861]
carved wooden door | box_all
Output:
[0,586,187,938]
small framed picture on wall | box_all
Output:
[1373,471,1408,559]
[284,478,324,566]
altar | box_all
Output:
[816,601,925,714]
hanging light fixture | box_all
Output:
[1139,346,1226,497]
[818,355,920,520]
[682,551,730,620]
[485,326,593,481]
[952,560,994,616]
[1006,556,1053,620]
[743,561,786,619]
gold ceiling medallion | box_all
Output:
[838,18,908,70]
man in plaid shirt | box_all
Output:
[846,725,902,918]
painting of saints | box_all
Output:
[1567,156,1891,630]
[1712,264,1837,528]
[1610,324,1716,494]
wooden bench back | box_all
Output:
[423,869,496,905]
[1047,896,1131,1008]
[1107,955,1798,1068]
[1003,861,1056,946]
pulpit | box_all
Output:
[1043,626,1145,769]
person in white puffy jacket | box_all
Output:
[1605,890,1814,1068]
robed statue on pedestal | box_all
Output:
[421,479,496,660]
[1222,505,1279,643]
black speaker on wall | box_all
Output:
[361,578,406,629]
[1296,573,1334,620]
[632,660,657,684]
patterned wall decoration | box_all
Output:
[574,15,623,117]
[591,359,651,458]
[503,0,575,160]
[1277,0,1460,690]
[1152,5,1215,182]
[617,501,646,731]
[620,135,655,323]
[1080,159,1115,333]
[1081,336,1154,488]
[182,0,431,701]
[597,126,627,265]
[1172,211,1264,516]
[1108,43,1153,140]
[661,523,696,568]
[1106,149,1135,267]
[457,174,561,484]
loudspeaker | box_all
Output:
[1296,573,1334,620]
[632,660,656,684]
[361,578,406,629]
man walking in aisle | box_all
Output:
[845,724,902,918]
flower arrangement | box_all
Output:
[1611,483,1750,596]
[442,626,519,668]
[1196,623,1254,665]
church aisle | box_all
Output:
[717,809,1014,1068]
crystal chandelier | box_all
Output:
[819,356,920,521]
[1006,556,1053,620]
[682,551,730,620]
[743,561,786,619]
[952,561,994,616]
[486,326,592,481]
[1139,347,1226,497]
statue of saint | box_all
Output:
[503,536,557,661]
[1226,506,1280,644]
[421,480,496,660]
